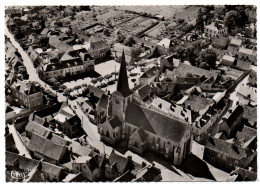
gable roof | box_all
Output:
[25,120,51,138]
[125,102,189,143]
[140,66,158,79]
[212,36,229,48]
[27,133,68,161]
[108,152,129,174]
[97,94,109,110]
[205,136,253,160]
[229,38,242,47]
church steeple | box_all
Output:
[116,50,132,98]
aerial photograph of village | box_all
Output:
[4,5,257,182]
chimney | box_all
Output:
[127,155,132,162]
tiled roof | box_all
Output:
[241,125,257,137]
[125,102,189,143]
[27,133,68,161]
[237,85,257,102]
[174,63,218,81]
[242,106,257,125]
[6,151,39,171]
[212,36,229,48]
[113,43,132,56]
[229,38,242,47]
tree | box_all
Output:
[199,49,217,69]
[175,46,188,62]
[103,28,110,36]
[131,45,142,59]
[116,33,126,43]
[74,85,81,94]
[123,36,136,47]
[224,10,240,32]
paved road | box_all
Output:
[5,27,66,103]
[5,27,215,181]
[8,124,32,159]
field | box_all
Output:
[116,5,187,19]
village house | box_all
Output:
[242,105,257,128]
[139,66,159,86]
[37,49,94,81]
[105,151,141,180]
[88,36,110,62]
[53,104,83,138]
[218,105,244,137]
[132,163,162,182]
[211,36,229,49]
[236,85,257,106]
[203,136,257,171]
[204,22,228,38]
[26,133,69,165]
[6,151,66,182]
[72,155,101,181]
[6,73,43,109]
[98,51,192,166]
[229,167,257,181]
[113,43,133,64]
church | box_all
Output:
[97,51,192,166]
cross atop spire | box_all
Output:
[116,50,132,98]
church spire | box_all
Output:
[116,50,132,98]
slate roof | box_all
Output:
[42,57,83,72]
[108,152,129,174]
[205,136,253,160]
[136,84,153,100]
[140,66,158,79]
[223,105,244,127]
[135,128,148,143]
[114,50,133,98]
[108,116,122,129]
[125,102,189,143]
[27,133,68,161]
[134,165,161,182]
[97,94,109,110]
[88,85,106,99]
[7,77,41,95]
[89,36,109,51]
[26,121,51,138]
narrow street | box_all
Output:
[5,26,225,182]
[5,27,66,102]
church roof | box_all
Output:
[125,103,189,143]
[114,50,133,98]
